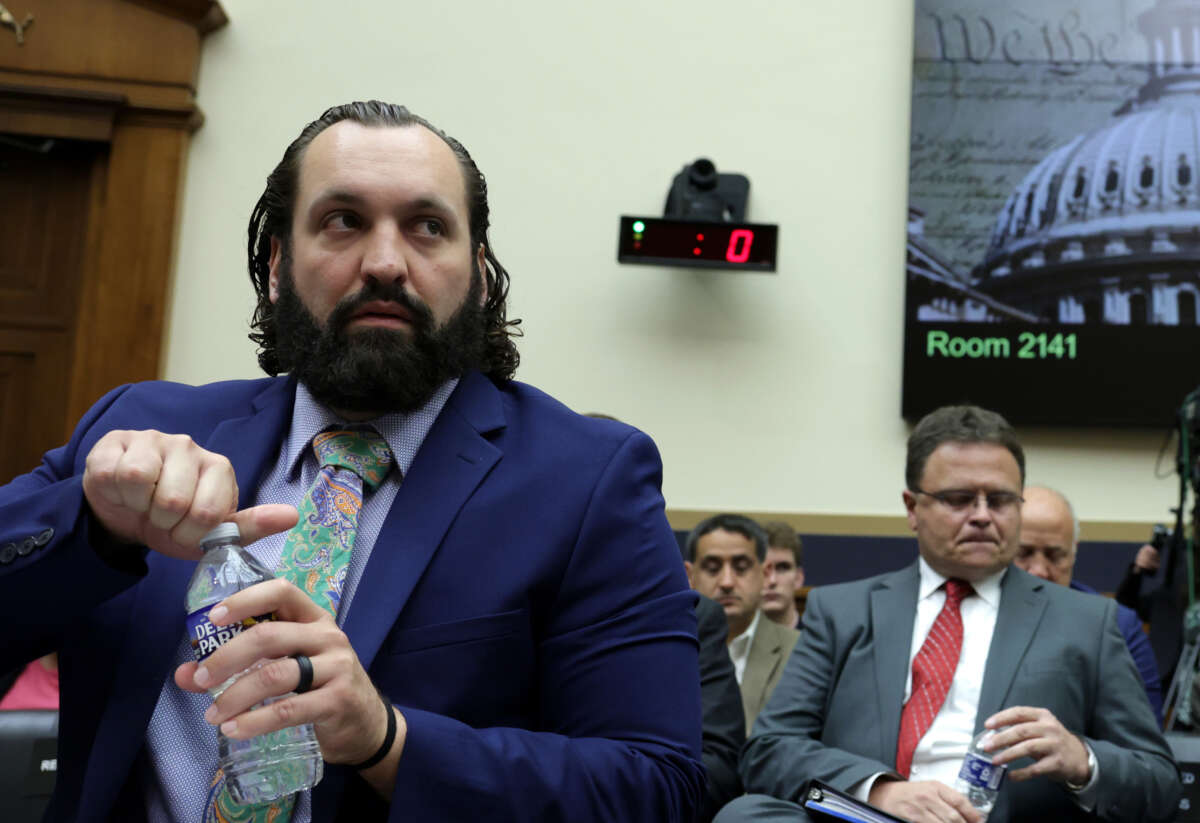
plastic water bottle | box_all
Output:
[954,728,1008,819]
[185,522,323,803]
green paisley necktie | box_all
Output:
[204,428,394,823]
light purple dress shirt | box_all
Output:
[144,379,456,823]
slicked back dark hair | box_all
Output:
[685,513,768,563]
[905,404,1025,490]
[246,100,520,379]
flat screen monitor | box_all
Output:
[902,0,1200,426]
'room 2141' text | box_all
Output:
[925,330,1078,360]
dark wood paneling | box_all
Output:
[0,138,92,328]
[667,508,1160,543]
[69,122,188,420]
[0,139,97,477]
[0,0,213,90]
[0,84,123,141]
[0,0,224,472]
[0,329,72,483]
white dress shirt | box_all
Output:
[903,558,1003,785]
[728,609,761,685]
[851,558,1003,798]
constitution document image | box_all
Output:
[902,0,1200,426]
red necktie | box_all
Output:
[895,578,971,778]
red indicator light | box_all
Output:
[696,234,704,241]
[633,242,641,249]
[693,247,701,255]
[726,229,754,263]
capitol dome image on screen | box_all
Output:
[907,0,1200,327]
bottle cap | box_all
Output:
[199,522,242,547]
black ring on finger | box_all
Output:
[292,653,314,694]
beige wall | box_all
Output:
[164,0,1174,532]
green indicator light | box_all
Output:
[632,221,645,233]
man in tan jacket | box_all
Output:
[685,513,800,734]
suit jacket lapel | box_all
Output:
[341,372,504,671]
[82,378,296,809]
[871,563,920,762]
[742,617,782,722]
[975,568,1048,731]
[206,377,298,510]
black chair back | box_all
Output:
[1168,731,1200,821]
[0,709,58,823]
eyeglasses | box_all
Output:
[912,488,1024,513]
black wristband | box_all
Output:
[351,691,396,771]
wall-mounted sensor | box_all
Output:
[618,157,778,272]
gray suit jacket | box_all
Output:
[741,614,801,735]
[741,562,1180,822]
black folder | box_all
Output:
[803,780,910,823]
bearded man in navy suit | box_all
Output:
[0,101,702,822]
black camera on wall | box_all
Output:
[663,158,750,223]
[617,156,778,271]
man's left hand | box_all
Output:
[982,706,1090,786]
[174,578,399,767]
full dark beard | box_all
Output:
[272,262,488,415]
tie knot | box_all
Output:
[944,578,972,605]
[312,429,394,490]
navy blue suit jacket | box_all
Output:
[0,372,703,822]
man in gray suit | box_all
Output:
[717,405,1179,823]
[685,514,800,735]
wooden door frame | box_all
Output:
[0,0,225,433]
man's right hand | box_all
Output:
[82,430,297,560]
[868,779,983,823]
[1134,544,1161,573]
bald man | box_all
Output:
[1016,486,1164,724]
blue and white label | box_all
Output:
[186,606,274,663]
[958,752,1006,791]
